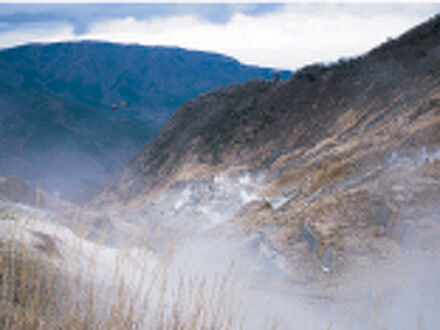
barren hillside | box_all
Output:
[96,15,440,278]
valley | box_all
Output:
[1,13,440,330]
[0,42,285,203]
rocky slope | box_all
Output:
[97,15,440,279]
[0,41,288,203]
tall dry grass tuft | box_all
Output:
[0,204,244,330]
[0,240,67,329]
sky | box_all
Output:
[0,3,439,70]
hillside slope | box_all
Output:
[97,15,440,277]
[0,41,287,202]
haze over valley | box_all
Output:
[0,42,284,202]
[1,4,440,330]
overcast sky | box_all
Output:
[0,3,439,70]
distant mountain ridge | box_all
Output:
[0,41,289,202]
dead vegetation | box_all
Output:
[307,157,359,195]
[0,215,244,330]
[0,240,67,329]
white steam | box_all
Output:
[1,157,440,330]
[387,146,440,167]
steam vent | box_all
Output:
[1,6,440,330]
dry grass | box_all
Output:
[0,240,67,329]
[0,197,431,330]
[0,207,244,330]
[307,157,358,195]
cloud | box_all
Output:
[0,4,282,34]
[0,4,439,70]
[81,4,440,70]
[0,21,76,48]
